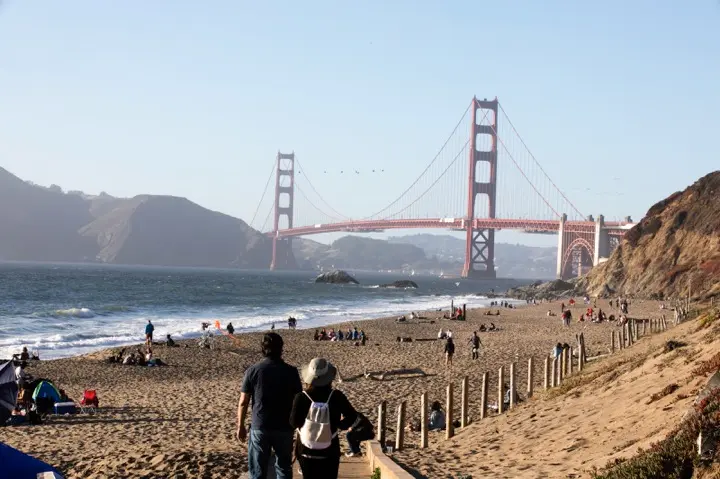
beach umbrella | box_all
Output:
[0,361,18,414]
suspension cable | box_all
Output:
[364,100,473,219]
[295,182,345,222]
[250,163,277,229]
[497,102,584,218]
[489,121,561,218]
[295,158,350,220]
[386,139,470,219]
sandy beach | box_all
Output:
[1,298,668,478]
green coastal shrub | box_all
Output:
[591,388,720,479]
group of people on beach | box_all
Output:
[313,327,366,345]
[237,332,371,479]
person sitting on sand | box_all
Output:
[337,330,344,341]
[438,328,446,340]
[479,324,487,332]
[360,330,367,346]
[503,383,521,408]
[166,334,176,347]
[313,330,320,341]
[547,310,556,317]
[428,401,446,431]
[123,353,136,365]
[488,323,497,331]
[134,351,146,366]
[226,322,235,335]
[107,348,126,363]
[444,337,455,368]
[12,347,30,362]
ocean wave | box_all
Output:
[54,308,95,318]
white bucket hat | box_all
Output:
[301,358,337,387]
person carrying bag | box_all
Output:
[290,358,358,479]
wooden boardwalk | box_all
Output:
[293,456,369,478]
[260,455,370,478]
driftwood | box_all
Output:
[340,368,428,382]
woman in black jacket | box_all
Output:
[290,358,358,479]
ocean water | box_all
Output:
[0,263,526,359]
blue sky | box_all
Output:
[1,1,718,247]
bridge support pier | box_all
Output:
[462,97,498,279]
[556,214,567,279]
[270,152,298,271]
[593,215,610,266]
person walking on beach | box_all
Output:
[236,333,302,479]
[145,320,154,347]
[444,337,455,368]
[291,358,358,479]
[469,331,482,360]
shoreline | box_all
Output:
[4,295,526,362]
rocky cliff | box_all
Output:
[583,171,720,300]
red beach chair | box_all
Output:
[79,389,99,414]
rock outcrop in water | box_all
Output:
[580,171,720,300]
[314,270,359,284]
[380,280,419,289]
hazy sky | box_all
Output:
[1,1,718,246]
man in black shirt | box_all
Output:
[236,333,302,479]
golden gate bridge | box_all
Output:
[251,97,634,280]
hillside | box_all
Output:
[583,171,720,300]
[394,306,720,478]
[0,168,271,268]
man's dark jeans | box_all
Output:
[248,428,294,479]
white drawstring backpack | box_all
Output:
[298,390,336,449]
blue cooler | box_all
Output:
[53,402,77,415]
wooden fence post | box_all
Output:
[558,351,564,385]
[551,357,557,387]
[527,357,534,398]
[579,333,586,370]
[395,401,406,451]
[446,384,454,439]
[544,357,549,390]
[461,376,469,428]
[462,304,467,320]
[643,319,647,336]
[498,366,505,414]
[420,393,428,449]
[565,347,571,376]
[480,372,488,420]
[611,330,615,353]
[509,362,516,409]
[378,401,386,449]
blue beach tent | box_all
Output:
[31,381,61,404]
[0,442,64,479]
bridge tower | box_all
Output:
[270,152,298,270]
[462,97,498,279]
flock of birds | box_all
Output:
[298,169,386,175]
